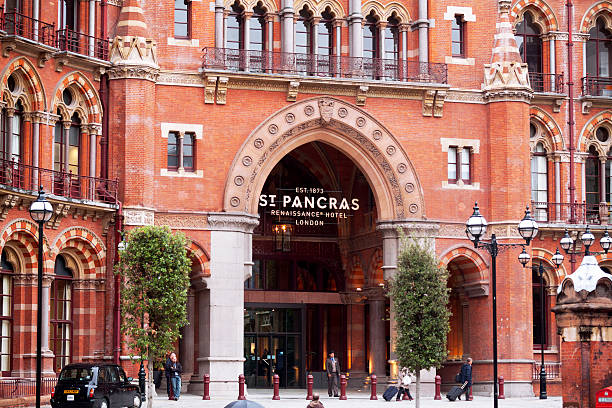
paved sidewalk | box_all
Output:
[146,389,563,408]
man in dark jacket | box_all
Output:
[458,358,473,400]
[165,352,183,401]
[325,351,341,397]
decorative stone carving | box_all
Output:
[55,56,69,72]
[1,39,17,58]
[287,81,300,102]
[107,66,159,82]
[356,85,368,106]
[0,194,20,221]
[123,208,155,226]
[422,90,435,116]
[155,214,209,230]
[318,98,335,124]
[49,203,71,229]
[304,105,315,116]
[157,72,204,87]
[216,77,228,105]
[204,76,217,104]
[433,90,446,117]
[37,51,52,68]
[206,213,259,232]
[109,36,158,70]
[582,100,593,114]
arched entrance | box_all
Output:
[197,97,430,394]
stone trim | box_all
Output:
[206,212,260,232]
[160,123,204,140]
[443,6,476,22]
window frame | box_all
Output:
[51,256,73,373]
[447,146,471,184]
[183,132,196,171]
[587,18,612,78]
[167,131,196,172]
[531,264,550,349]
[167,131,180,170]
[0,259,13,377]
[451,14,466,58]
[174,0,191,39]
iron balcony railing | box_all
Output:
[530,201,609,225]
[533,362,561,380]
[0,157,119,205]
[56,28,109,60]
[582,75,612,97]
[203,47,448,84]
[529,72,564,93]
[0,377,57,398]
[0,8,56,47]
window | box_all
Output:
[363,13,379,79]
[587,18,612,78]
[586,145,601,220]
[250,5,266,52]
[0,252,13,376]
[383,17,400,79]
[59,0,78,30]
[1,100,22,162]
[174,0,190,38]
[515,12,543,91]
[606,146,612,205]
[447,146,471,184]
[296,8,313,55]
[532,264,550,348]
[167,131,196,172]
[316,9,334,76]
[226,2,244,50]
[51,255,73,373]
[531,142,548,221]
[451,15,465,57]
[54,113,81,175]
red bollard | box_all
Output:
[339,374,347,400]
[306,374,313,400]
[203,374,210,400]
[434,375,441,400]
[370,374,378,400]
[498,376,505,399]
[469,384,474,401]
[272,374,280,400]
[238,374,246,400]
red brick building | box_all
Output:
[1,0,611,401]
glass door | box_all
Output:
[257,336,272,387]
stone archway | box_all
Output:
[223,96,425,221]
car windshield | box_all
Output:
[59,367,94,382]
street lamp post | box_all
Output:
[536,261,547,399]
[465,203,538,408]
[29,187,54,408]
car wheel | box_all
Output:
[100,398,109,408]
[132,393,142,408]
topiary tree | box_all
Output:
[116,225,191,408]
[390,236,451,408]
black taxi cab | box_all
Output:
[51,363,142,408]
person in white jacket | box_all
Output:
[396,367,413,401]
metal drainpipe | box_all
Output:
[566,0,576,272]
[99,0,109,180]
[113,202,123,364]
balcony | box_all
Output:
[529,72,564,94]
[0,7,109,61]
[530,201,610,225]
[581,75,612,97]
[0,158,118,206]
[202,47,448,84]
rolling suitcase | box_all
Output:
[446,382,468,401]
[383,385,399,401]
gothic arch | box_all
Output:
[294,0,344,17]
[580,1,612,33]
[223,97,424,221]
[54,238,103,279]
[0,56,46,111]
[511,0,558,32]
[440,246,490,297]
[362,1,410,22]
[187,240,210,277]
[578,110,612,153]
[530,107,564,152]
[223,0,277,13]
[0,219,39,250]
[51,227,106,260]
[50,71,102,125]
[532,248,565,285]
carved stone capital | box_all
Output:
[206,212,259,233]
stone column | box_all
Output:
[281,0,294,53]
[42,275,55,375]
[63,122,71,173]
[548,36,555,92]
[88,0,96,56]
[600,158,606,203]
[193,213,259,396]
[365,287,386,379]
[180,290,196,380]
[215,0,225,48]
[378,22,386,59]
[554,156,561,222]
[89,127,98,178]
[5,108,14,161]
[312,17,320,56]
[243,12,252,70]
[177,131,185,171]
[32,0,40,40]
[32,115,41,185]
[417,0,428,64]
[349,0,362,58]
[334,21,341,76]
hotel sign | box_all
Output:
[259,187,359,226]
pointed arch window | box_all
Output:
[363,13,379,79]
[226,2,244,50]
[315,9,335,76]
[1,100,23,163]
[587,18,612,78]
[606,146,612,204]
[383,16,400,79]
[59,0,78,30]
[515,12,543,91]
[51,255,73,373]
[250,5,266,52]
[54,113,81,176]
[0,252,13,376]
[296,8,313,55]
[586,145,601,220]
[532,264,550,348]
[531,142,548,221]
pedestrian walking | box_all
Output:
[396,367,414,401]
[165,352,183,401]
[325,351,341,397]
[458,358,473,400]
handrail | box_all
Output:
[1,10,55,46]
[56,28,109,61]
[0,157,118,205]
[530,201,609,224]
[581,74,612,96]
[529,72,564,93]
[0,377,57,398]
[203,47,448,84]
